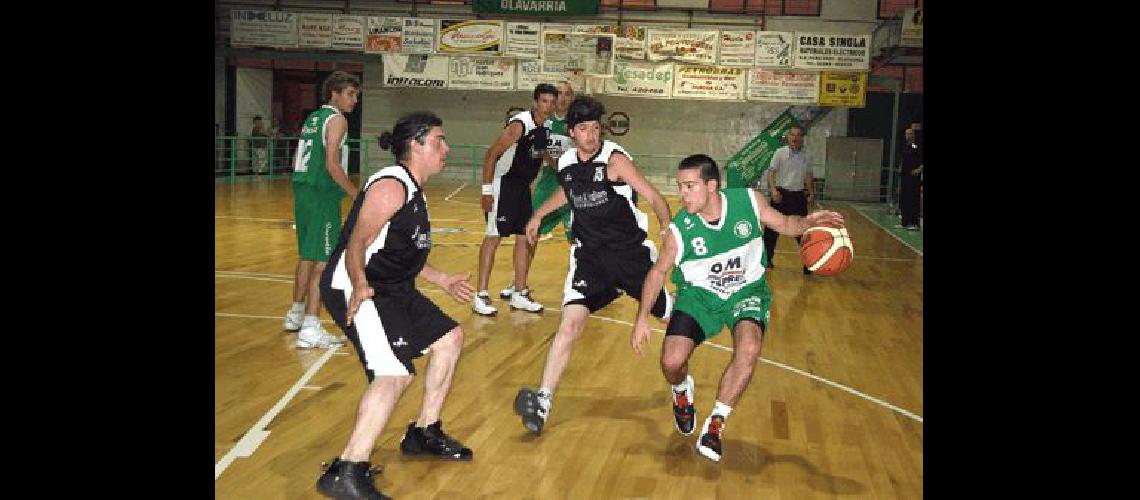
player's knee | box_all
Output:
[734,337,763,363]
[556,320,585,342]
[435,327,465,354]
[373,374,416,391]
[660,352,686,375]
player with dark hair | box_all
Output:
[631,154,843,462]
[473,84,559,316]
[513,95,674,435]
[315,111,475,500]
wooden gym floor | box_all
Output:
[215,176,923,499]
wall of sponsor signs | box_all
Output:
[230,9,873,106]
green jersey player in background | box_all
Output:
[630,154,844,463]
[283,71,361,349]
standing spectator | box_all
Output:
[250,116,271,174]
[897,124,923,231]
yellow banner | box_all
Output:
[818,72,867,108]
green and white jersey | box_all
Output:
[669,188,767,301]
[293,105,349,191]
[544,113,574,160]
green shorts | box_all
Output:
[532,166,573,240]
[669,282,772,342]
[293,182,343,262]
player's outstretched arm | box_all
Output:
[419,266,474,304]
[610,152,672,232]
[526,187,568,245]
[750,188,844,237]
[632,228,678,356]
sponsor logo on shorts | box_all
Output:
[392,337,409,347]
[574,279,587,288]
[497,216,507,222]
[324,222,333,255]
[732,296,765,317]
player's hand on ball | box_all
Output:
[806,210,844,228]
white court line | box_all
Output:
[851,206,923,257]
[215,275,293,284]
[444,183,467,201]
[550,305,923,423]
[215,271,293,278]
[444,199,480,207]
[215,344,342,480]
[215,312,334,324]
[215,216,293,223]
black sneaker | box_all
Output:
[513,387,549,434]
[803,265,812,276]
[696,415,725,462]
[316,458,390,500]
[671,377,696,436]
[399,421,473,461]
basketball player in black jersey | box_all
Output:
[314,112,475,500]
[472,84,558,316]
[513,96,675,435]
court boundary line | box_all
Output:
[557,306,923,423]
[215,344,342,480]
[849,204,923,256]
[444,183,467,201]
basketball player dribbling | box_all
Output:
[631,154,843,462]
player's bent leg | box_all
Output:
[662,336,698,436]
[516,304,590,434]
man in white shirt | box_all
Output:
[762,126,815,275]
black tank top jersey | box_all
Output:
[325,164,431,290]
[494,111,549,183]
[556,140,650,250]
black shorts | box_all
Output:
[562,241,672,318]
[322,282,459,382]
[485,176,533,236]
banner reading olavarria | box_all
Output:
[818,72,867,108]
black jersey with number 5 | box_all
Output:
[556,140,649,250]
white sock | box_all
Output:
[711,401,733,420]
[671,376,693,400]
[303,315,320,327]
[289,302,304,313]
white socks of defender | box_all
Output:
[537,387,553,411]
[302,315,321,329]
[289,302,304,313]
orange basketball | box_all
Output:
[800,222,854,276]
